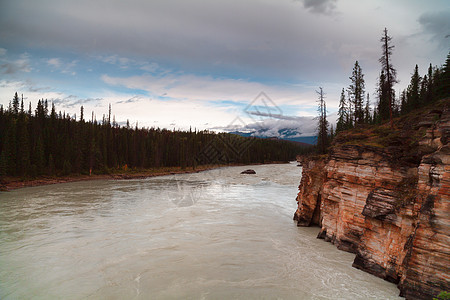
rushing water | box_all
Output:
[0,163,402,299]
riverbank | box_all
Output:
[0,161,290,191]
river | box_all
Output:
[0,162,402,299]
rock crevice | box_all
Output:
[294,105,449,300]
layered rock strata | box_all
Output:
[294,104,449,299]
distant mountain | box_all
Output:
[222,112,337,146]
[230,129,317,145]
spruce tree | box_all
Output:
[377,70,390,122]
[336,88,347,132]
[80,106,84,122]
[33,137,45,175]
[400,90,407,114]
[316,87,329,154]
[420,74,428,105]
[364,93,371,124]
[348,61,365,125]
[426,63,434,103]
[379,28,397,127]
[12,92,19,115]
[406,64,421,112]
[17,114,30,176]
[436,51,450,100]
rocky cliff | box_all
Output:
[294,100,449,299]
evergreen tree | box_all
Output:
[316,87,329,154]
[80,106,84,122]
[3,122,17,175]
[0,125,15,176]
[0,148,8,177]
[436,51,450,100]
[48,154,55,176]
[12,92,20,115]
[400,90,407,114]
[379,28,397,127]
[405,64,421,112]
[420,74,428,105]
[364,93,371,124]
[425,63,434,103]
[20,97,24,114]
[336,88,347,132]
[33,137,45,175]
[377,70,390,122]
[0,92,312,178]
[348,61,365,125]
[17,113,30,176]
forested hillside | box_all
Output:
[0,98,310,178]
[316,29,450,155]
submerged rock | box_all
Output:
[241,169,256,174]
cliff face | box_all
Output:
[294,103,449,300]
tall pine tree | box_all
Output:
[336,88,347,132]
[348,61,365,125]
[405,64,421,112]
[316,87,329,154]
[376,70,390,122]
[379,28,397,127]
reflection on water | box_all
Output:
[0,162,402,299]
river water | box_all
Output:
[0,163,402,299]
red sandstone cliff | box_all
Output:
[294,101,450,299]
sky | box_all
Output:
[0,0,449,137]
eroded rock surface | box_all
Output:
[294,104,450,299]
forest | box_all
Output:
[0,97,310,178]
[316,28,450,154]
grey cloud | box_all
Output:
[0,63,17,74]
[27,85,51,93]
[247,110,301,121]
[218,112,337,138]
[0,54,31,74]
[0,0,348,82]
[46,58,77,74]
[242,117,315,137]
[1,0,447,107]
[301,0,337,15]
[51,96,103,108]
[419,11,450,48]
[116,95,145,104]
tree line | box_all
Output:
[317,28,450,154]
[0,98,310,178]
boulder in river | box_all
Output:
[240,169,256,174]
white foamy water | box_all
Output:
[0,162,402,299]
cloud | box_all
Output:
[47,58,61,68]
[0,0,447,133]
[301,0,338,15]
[98,55,161,74]
[418,11,450,48]
[218,110,338,137]
[99,55,131,68]
[51,95,103,108]
[101,72,319,110]
[0,0,353,82]
[140,62,159,73]
[46,57,77,74]
[116,95,146,104]
[0,53,31,74]
[0,79,65,108]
